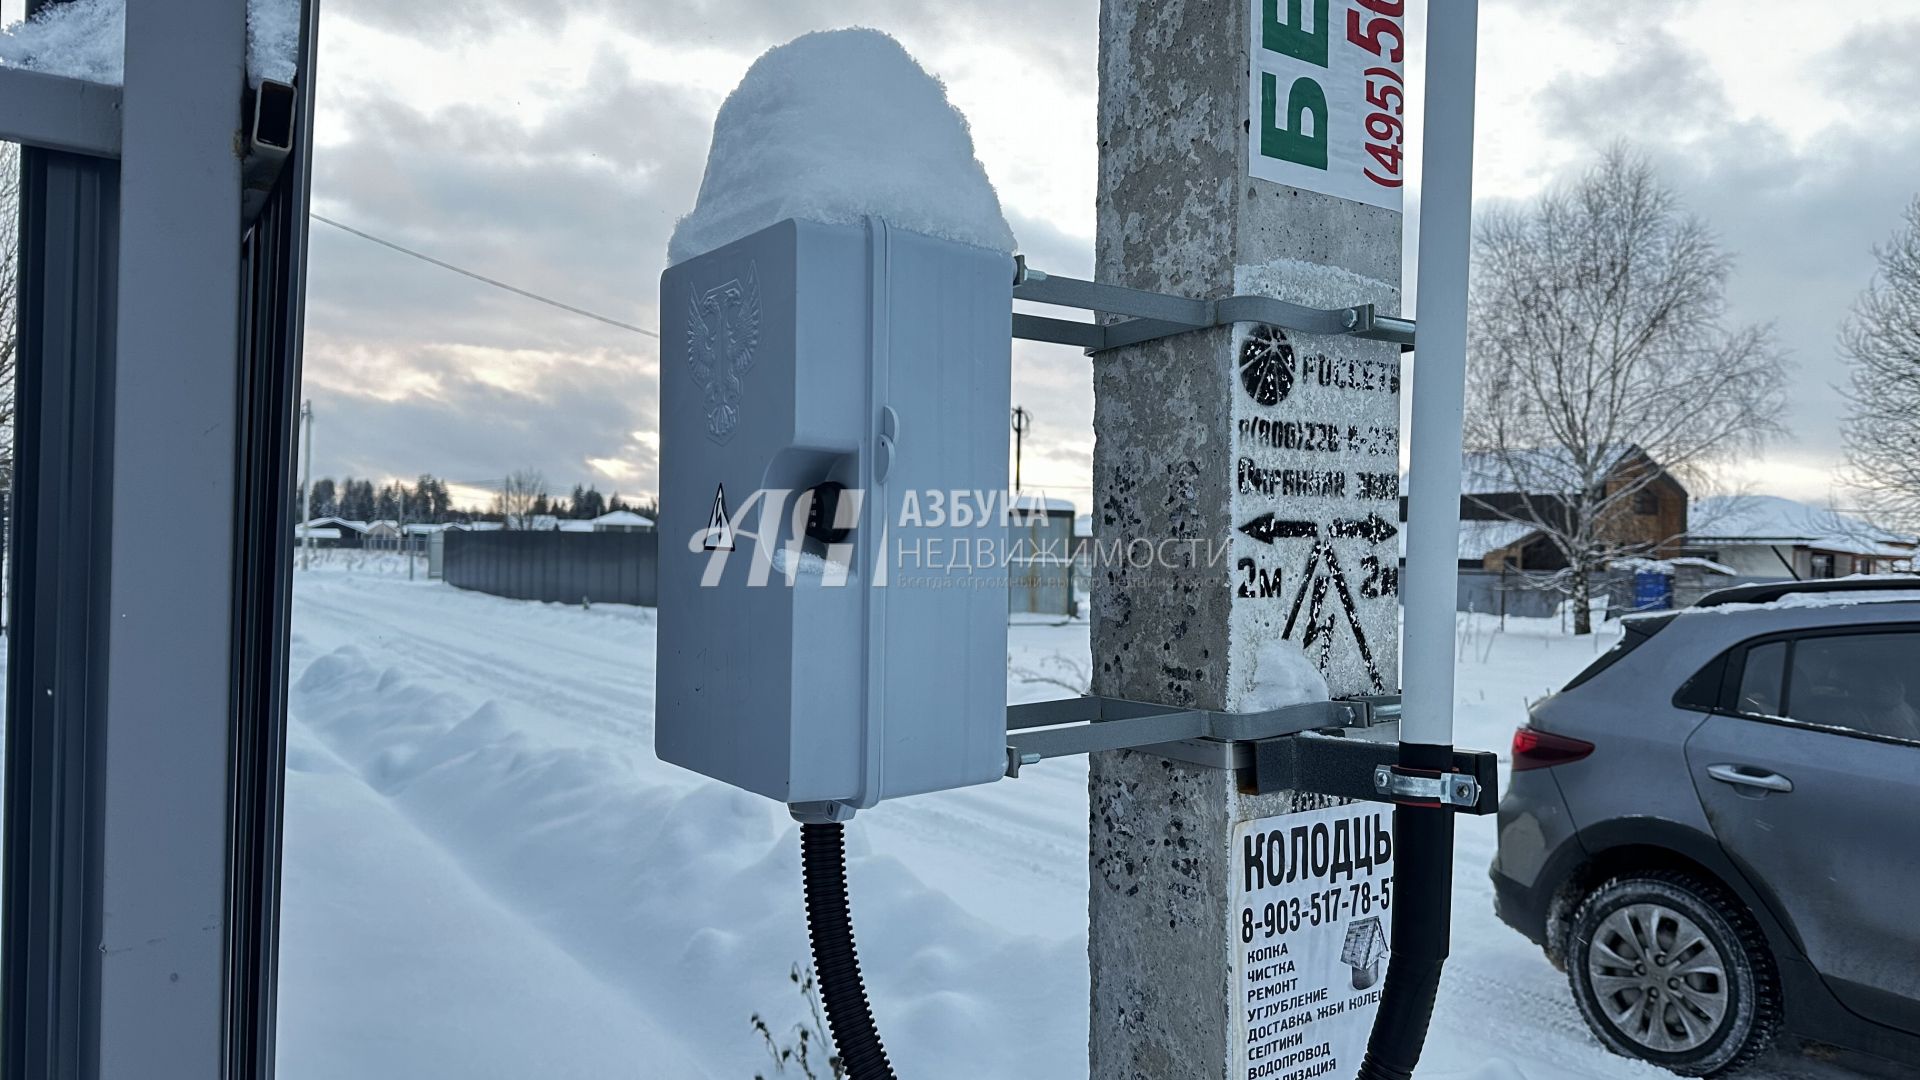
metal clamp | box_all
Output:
[1009,257,1415,354]
[1372,765,1482,809]
[1250,732,1499,815]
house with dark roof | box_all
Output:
[1453,445,1689,571]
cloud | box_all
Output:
[302,34,712,496]
[325,0,1093,71]
[1522,15,1920,466]
[299,0,1914,511]
[301,1,1102,508]
[1818,18,1920,117]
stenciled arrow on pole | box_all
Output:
[1239,512,1399,545]
[1237,514,1318,545]
[1327,513,1398,544]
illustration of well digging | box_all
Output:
[1341,916,1389,989]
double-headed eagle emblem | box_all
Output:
[687,266,762,443]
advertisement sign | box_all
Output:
[1233,801,1395,1079]
[1248,0,1408,211]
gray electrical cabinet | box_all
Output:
[657,217,1011,814]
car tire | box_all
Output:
[1565,871,1780,1077]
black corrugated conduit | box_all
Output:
[801,822,898,1080]
[1356,742,1458,1080]
[802,761,1456,1080]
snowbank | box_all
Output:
[667,28,1017,265]
[282,573,1085,1079]
[0,0,298,86]
[272,575,1842,1078]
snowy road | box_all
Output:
[274,562,1902,1079]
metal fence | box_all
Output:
[1457,570,1575,619]
[1457,568,1789,619]
[1010,510,1078,616]
[443,529,659,607]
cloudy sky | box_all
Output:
[279,0,1920,511]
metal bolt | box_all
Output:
[1019,752,1042,767]
[1668,977,1681,991]
[1343,308,1359,329]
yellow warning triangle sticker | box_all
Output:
[703,485,734,551]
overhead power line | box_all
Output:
[310,213,659,339]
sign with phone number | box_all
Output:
[1247,0,1408,212]
[1233,801,1395,1079]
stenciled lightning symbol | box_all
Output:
[1238,512,1399,692]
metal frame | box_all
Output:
[1005,697,1495,814]
[1005,694,1397,772]
[3,1,319,1076]
[225,10,320,1071]
[1009,258,1417,353]
[0,67,122,158]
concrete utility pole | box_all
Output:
[1090,2,1407,1076]
[1011,405,1032,492]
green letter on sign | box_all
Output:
[1260,73,1328,170]
[1263,0,1329,67]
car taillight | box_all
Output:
[1511,726,1594,771]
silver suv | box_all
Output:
[1491,578,1920,1076]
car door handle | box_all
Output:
[1706,764,1794,793]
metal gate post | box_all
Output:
[3,2,319,1076]
[93,1,250,1071]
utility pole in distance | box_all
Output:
[1090,2,1407,1076]
[1010,405,1032,492]
[299,398,313,570]
[400,482,413,580]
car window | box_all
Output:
[1786,633,1920,743]
[1673,650,1727,711]
[1734,640,1787,716]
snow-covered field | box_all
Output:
[272,562,1900,1079]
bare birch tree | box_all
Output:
[1466,147,1788,633]
[495,468,548,529]
[1840,198,1920,529]
[1,142,18,486]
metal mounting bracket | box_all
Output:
[1008,256,1416,354]
[1250,731,1499,815]
[1004,696,1495,814]
[1003,694,1400,777]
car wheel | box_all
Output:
[1566,871,1780,1077]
